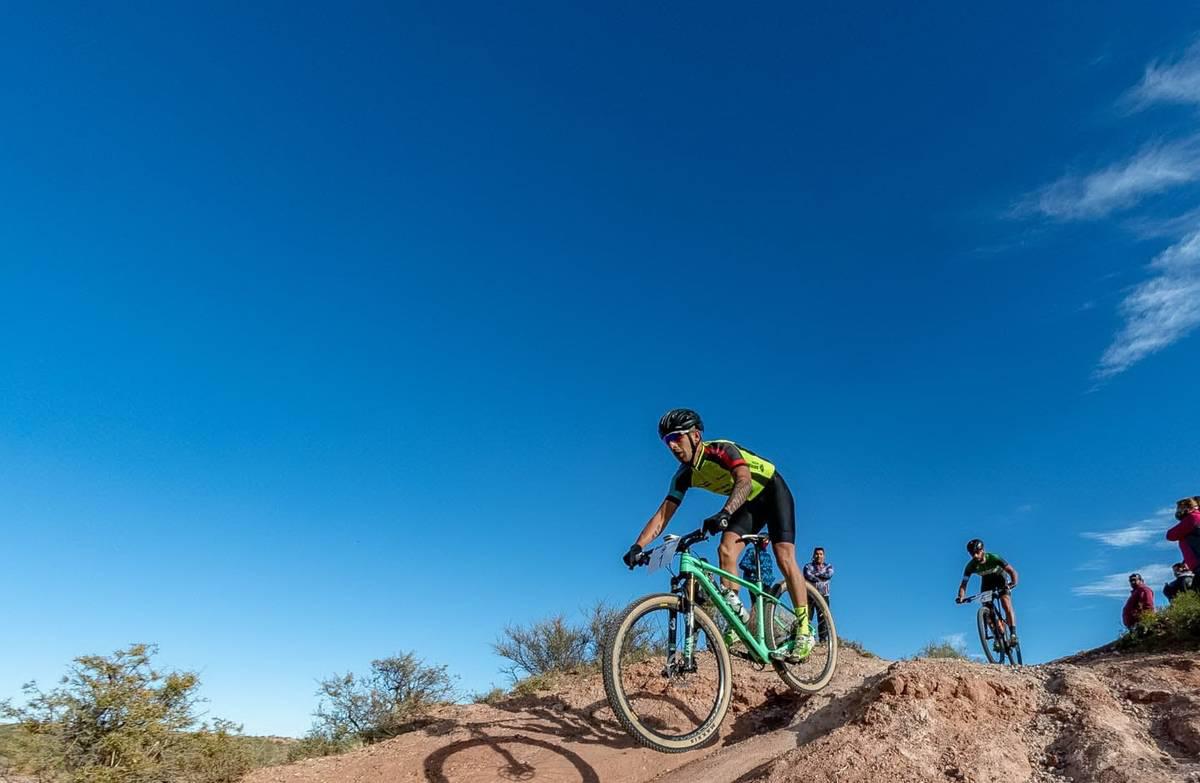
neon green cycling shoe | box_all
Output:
[787,629,815,662]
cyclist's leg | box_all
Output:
[1000,592,1017,636]
[772,544,806,617]
[717,531,747,593]
[764,475,809,636]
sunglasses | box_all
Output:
[662,431,689,445]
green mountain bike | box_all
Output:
[602,526,838,753]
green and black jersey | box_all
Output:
[963,553,1009,590]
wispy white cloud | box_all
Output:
[1018,39,1200,379]
[1073,564,1174,598]
[1075,556,1110,572]
[1125,205,1200,239]
[1019,138,1200,221]
[1096,226,1200,378]
[1082,518,1163,547]
[1082,506,1176,546]
[1126,40,1200,109]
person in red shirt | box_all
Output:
[1166,497,1200,575]
[1122,573,1156,630]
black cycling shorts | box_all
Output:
[981,573,1008,593]
[725,473,796,545]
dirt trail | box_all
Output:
[244,647,1200,783]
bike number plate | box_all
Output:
[647,539,679,574]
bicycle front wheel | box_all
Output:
[977,606,1001,664]
[601,593,732,753]
[764,581,838,693]
[1006,638,1023,666]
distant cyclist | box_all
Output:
[622,408,814,660]
[956,538,1019,647]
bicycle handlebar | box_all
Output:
[634,527,710,568]
[959,586,1015,603]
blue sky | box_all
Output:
[2,3,1198,736]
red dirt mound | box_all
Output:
[244,647,1200,783]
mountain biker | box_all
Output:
[622,408,814,660]
[956,538,1019,646]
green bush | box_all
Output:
[469,688,506,706]
[492,615,591,683]
[1120,590,1200,650]
[839,638,878,659]
[306,652,457,747]
[492,601,635,685]
[0,643,252,783]
[509,673,561,697]
[914,639,969,660]
[285,730,356,762]
[172,719,253,783]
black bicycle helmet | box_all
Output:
[658,408,703,438]
[966,538,984,555]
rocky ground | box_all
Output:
[244,645,1200,783]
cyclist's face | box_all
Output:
[664,429,700,463]
[971,550,986,563]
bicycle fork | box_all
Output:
[665,576,700,675]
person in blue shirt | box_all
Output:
[803,547,834,641]
[739,542,776,587]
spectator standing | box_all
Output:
[739,541,776,587]
[1166,497,1200,577]
[1163,562,1194,603]
[803,546,834,641]
[1123,572,1156,631]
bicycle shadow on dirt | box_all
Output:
[423,727,601,783]
[483,692,706,750]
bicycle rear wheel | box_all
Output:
[601,593,731,753]
[763,581,838,693]
[977,606,1001,664]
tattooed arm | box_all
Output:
[722,465,754,515]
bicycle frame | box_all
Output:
[678,550,784,665]
[975,590,1010,630]
[962,588,1016,662]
